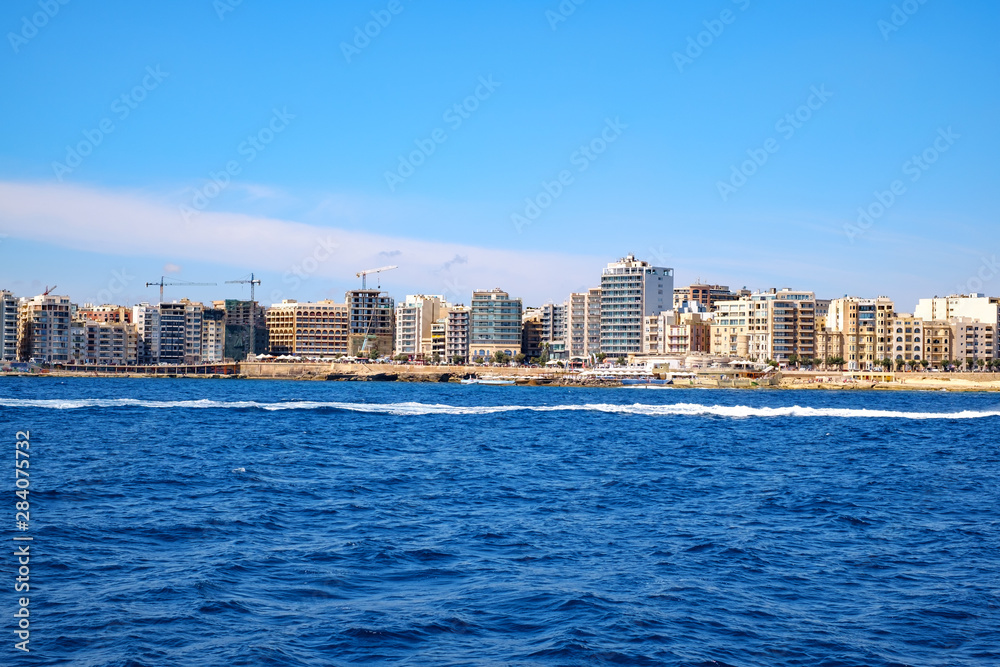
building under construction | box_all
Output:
[217,299,268,361]
[346,289,394,357]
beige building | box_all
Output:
[17,294,73,363]
[710,288,816,364]
[951,317,995,366]
[825,296,895,370]
[266,299,350,357]
[643,312,711,355]
[394,294,449,359]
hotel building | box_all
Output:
[1,290,18,361]
[470,288,523,359]
[266,299,350,357]
[17,293,72,363]
[600,255,674,357]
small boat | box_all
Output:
[460,377,515,385]
[621,377,672,387]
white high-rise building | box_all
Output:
[133,303,161,364]
[599,255,674,357]
[1,290,18,361]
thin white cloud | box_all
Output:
[0,181,607,304]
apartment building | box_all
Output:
[889,314,925,364]
[17,294,72,363]
[710,299,752,358]
[470,288,523,359]
[567,292,587,359]
[825,296,895,370]
[951,317,996,366]
[132,303,161,364]
[710,289,816,363]
[445,305,470,363]
[915,294,999,358]
[71,321,138,365]
[394,295,449,358]
[600,255,674,357]
[266,299,350,357]
[1,290,17,361]
[201,307,225,363]
[585,287,602,356]
[642,311,711,355]
[347,289,394,357]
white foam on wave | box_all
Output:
[0,398,998,420]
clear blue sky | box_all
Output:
[1,0,997,309]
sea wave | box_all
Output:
[1,398,998,419]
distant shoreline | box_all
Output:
[4,365,1000,392]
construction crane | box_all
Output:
[145,276,216,304]
[225,273,262,359]
[355,265,397,290]
[43,285,57,296]
[354,265,398,355]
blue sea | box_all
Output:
[2,377,998,666]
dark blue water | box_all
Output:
[2,378,998,666]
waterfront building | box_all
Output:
[521,309,543,359]
[132,303,161,364]
[825,296,895,370]
[216,299,268,361]
[201,307,225,363]
[642,311,711,355]
[72,320,137,365]
[922,320,954,366]
[951,317,996,367]
[394,295,449,359]
[915,294,999,358]
[585,287,602,356]
[1,290,18,361]
[265,299,350,357]
[470,288,523,360]
[346,289,394,357]
[567,292,587,359]
[16,293,72,363]
[710,299,751,358]
[672,283,748,311]
[889,314,925,364]
[710,288,816,364]
[600,255,674,357]
[444,305,470,363]
[539,302,568,359]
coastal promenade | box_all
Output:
[6,362,1000,390]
